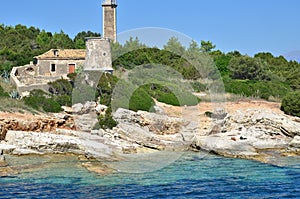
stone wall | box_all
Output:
[10,65,67,97]
[84,38,113,72]
[11,64,38,77]
[103,6,117,41]
[37,59,84,76]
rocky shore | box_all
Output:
[193,108,300,163]
[1,100,300,176]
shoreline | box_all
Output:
[1,99,300,175]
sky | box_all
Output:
[1,0,300,57]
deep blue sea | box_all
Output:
[0,152,300,198]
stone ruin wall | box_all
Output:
[84,38,113,71]
[37,59,85,76]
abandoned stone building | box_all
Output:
[10,0,117,97]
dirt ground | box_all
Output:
[157,99,281,117]
[0,111,49,122]
[0,99,282,133]
[155,99,282,135]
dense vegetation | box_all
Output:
[281,91,300,117]
[1,24,300,120]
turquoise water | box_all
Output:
[0,152,300,198]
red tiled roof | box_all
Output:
[35,49,86,60]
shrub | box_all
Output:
[213,54,231,76]
[97,107,118,129]
[48,79,73,96]
[142,83,200,106]
[281,91,300,117]
[204,111,213,118]
[129,87,155,112]
[191,81,207,92]
[42,98,63,113]
[224,77,290,100]
[96,73,119,106]
[24,89,63,113]
[56,94,72,106]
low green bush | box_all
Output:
[224,77,290,100]
[42,98,63,113]
[129,87,155,112]
[281,91,300,117]
[24,89,63,113]
[48,79,73,96]
[56,94,72,106]
[97,107,118,129]
[141,83,200,106]
[191,81,207,92]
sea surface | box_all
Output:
[0,152,300,198]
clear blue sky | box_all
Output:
[1,0,300,57]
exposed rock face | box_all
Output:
[2,130,114,159]
[0,114,75,141]
[113,108,198,150]
[290,136,300,148]
[193,109,300,161]
[72,101,97,115]
[223,109,300,137]
[114,108,189,135]
[70,101,108,132]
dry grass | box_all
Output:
[0,79,15,93]
[0,97,38,114]
[199,92,281,103]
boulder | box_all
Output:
[95,104,108,115]
[72,103,84,114]
[195,134,259,157]
[3,131,82,155]
[73,112,98,132]
[83,101,97,113]
[72,101,96,115]
[290,136,300,148]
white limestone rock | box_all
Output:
[290,136,300,148]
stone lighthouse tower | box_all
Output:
[102,0,117,42]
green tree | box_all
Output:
[163,37,186,55]
[123,37,146,52]
[227,51,242,57]
[36,30,52,50]
[50,30,74,49]
[200,40,216,52]
[228,56,270,80]
[185,40,201,60]
[74,31,100,49]
[213,53,231,76]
